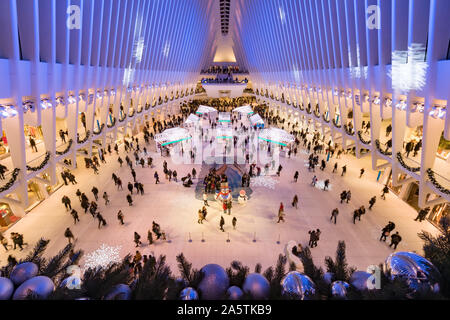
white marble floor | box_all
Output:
[0,129,441,275]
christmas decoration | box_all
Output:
[0,168,20,193]
[250,176,279,190]
[83,244,122,271]
[26,152,51,171]
[357,131,371,145]
[426,168,450,195]
[56,140,73,155]
[375,139,392,156]
[396,152,420,172]
[93,124,105,136]
[77,131,91,144]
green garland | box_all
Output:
[56,139,73,155]
[375,139,392,156]
[396,152,420,172]
[26,152,51,171]
[93,124,105,135]
[0,168,20,193]
[357,131,371,145]
[77,131,91,144]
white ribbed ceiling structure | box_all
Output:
[0,0,449,211]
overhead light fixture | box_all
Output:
[68,96,76,104]
[372,96,380,105]
[40,100,52,110]
[0,105,18,118]
[395,100,407,110]
[385,98,392,107]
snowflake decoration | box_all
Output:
[250,176,279,190]
[84,244,122,271]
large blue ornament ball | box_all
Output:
[280,271,316,300]
[350,271,372,291]
[331,281,350,299]
[385,251,441,293]
[179,287,199,300]
[104,284,132,300]
[0,277,14,300]
[12,276,55,300]
[323,272,334,285]
[226,286,243,300]
[197,264,229,300]
[243,273,270,300]
[10,262,39,286]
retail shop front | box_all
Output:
[427,203,449,231]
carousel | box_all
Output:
[154,127,192,157]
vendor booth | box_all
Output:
[249,113,265,128]
[184,114,200,127]
[218,112,232,127]
[216,127,233,143]
[155,127,192,156]
[233,105,254,120]
[258,127,295,156]
[196,105,217,119]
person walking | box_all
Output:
[380,226,390,242]
[359,168,365,178]
[312,229,321,247]
[0,234,9,251]
[91,187,99,201]
[353,210,360,224]
[62,196,72,211]
[293,171,299,182]
[134,232,141,247]
[292,195,299,209]
[64,228,74,244]
[381,185,389,200]
[323,179,330,191]
[127,182,133,194]
[117,210,124,225]
[311,175,317,187]
[341,165,347,176]
[414,208,430,222]
[332,163,338,173]
[277,164,283,176]
[103,192,110,205]
[198,210,205,224]
[96,213,105,229]
[29,136,38,152]
[127,194,133,206]
[308,230,316,247]
[154,171,160,184]
[232,217,237,230]
[76,189,82,201]
[117,178,123,190]
[330,208,339,224]
[118,157,123,167]
[192,168,197,179]
[369,196,376,210]
[203,191,209,206]
[219,216,225,232]
[70,209,80,224]
[147,230,153,245]
[346,190,351,203]
[389,232,402,249]
[226,200,232,215]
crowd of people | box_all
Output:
[0,96,436,276]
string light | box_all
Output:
[83,244,122,271]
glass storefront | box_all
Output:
[386,171,406,195]
[0,203,21,231]
[428,203,449,231]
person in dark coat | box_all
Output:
[389,232,402,249]
[293,171,299,182]
[117,210,124,225]
[330,208,339,224]
[219,216,225,232]
[369,196,376,210]
[127,194,133,206]
[70,209,80,224]
[91,187,99,201]
[64,228,74,244]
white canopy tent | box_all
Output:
[196,105,217,116]
[258,127,294,147]
[233,105,254,116]
[185,113,200,125]
[249,113,265,128]
[154,128,192,153]
[218,112,231,126]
